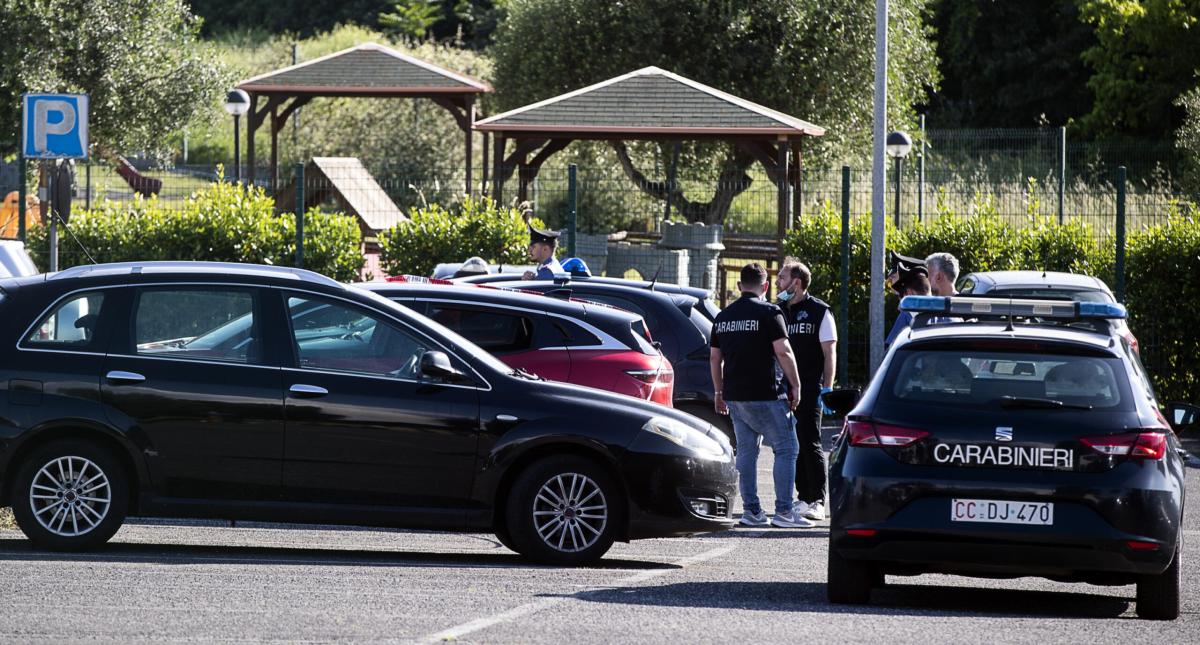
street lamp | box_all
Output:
[885,131,913,227]
[223,89,250,184]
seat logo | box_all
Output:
[995,427,1014,442]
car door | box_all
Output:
[101,285,285,501]
[279,291,482,508]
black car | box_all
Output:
[0,262,736,564]
[457,275,729,436]
[825,296,1186,619]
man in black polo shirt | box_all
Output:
[710,264,810,528]
[776,258,837,522]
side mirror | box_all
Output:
[822,388,862,417]
[1165,401,1200,433]
[419,351,466,383]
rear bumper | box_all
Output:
[620,443,738,539]
[831,529,1175,580]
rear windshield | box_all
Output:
[630,319,659,355]
[688,305,712,345]
[882,349,1130,410]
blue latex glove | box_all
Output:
[818,386,835,416]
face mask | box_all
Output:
[777,290,792,302]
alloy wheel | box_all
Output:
[531,472,608,553]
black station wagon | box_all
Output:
[0,262,736,564]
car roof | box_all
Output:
[356,281,644,323]
[900,320,1119,353]
[458,273,712,300]
[492,279,699,309]
[962,270,1111,293]
[43,261,345,289]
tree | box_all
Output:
[1077,0,1200,139]
[490,0,939,225]
[0,0,229,158]
[925,0,1095,128]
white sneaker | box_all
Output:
[770,510,815,528]
[793,500,812,517]
[802,501,825,521]
[739,509,769,527]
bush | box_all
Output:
[27,181,364,282]
[784,213,1107,387]
[378,196,540,277]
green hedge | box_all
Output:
[378,196,545,277]
[780,212,1200,394]
[27,181,364,282]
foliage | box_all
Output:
[927,0,1095,129]
[380,1,443,40]
[490,0,940,224]
[378,195,536,276]
[783,213,1108,386]
[0,0,230,158]
[1125,215,1200,401]
[26,179,364,281]
[1077,0,1200,139]
[1175,87,1200,191]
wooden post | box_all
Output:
[464,98,475,196]
[492,134,505,202]
[247,94,259,186]
[791,140,803,225]
[269,102,279,195]
[776,138,790,258]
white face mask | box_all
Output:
[777,290,792,302]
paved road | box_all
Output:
[0,435,1196,643]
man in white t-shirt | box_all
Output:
[775,258,837,521]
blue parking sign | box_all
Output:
[22,94,89,160]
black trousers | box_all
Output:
[794,397,827,504]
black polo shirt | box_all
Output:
[711,292,788,401]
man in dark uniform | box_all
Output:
[775,258,837,522]
[523,223,565,280]
[710,263,811,528]
[885,251,929,347]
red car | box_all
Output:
[357,278,674,406]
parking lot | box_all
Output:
[0,432,1195,644]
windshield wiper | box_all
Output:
[510,366,544,381]
[998,396,1093,411]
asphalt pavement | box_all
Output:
[0,431,1196,643]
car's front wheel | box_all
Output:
[1136,540,1181,620]
[505,455,622,565]
[11,440,129,551]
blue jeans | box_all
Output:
[727,399,798,515]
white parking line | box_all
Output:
[416,541,742,644]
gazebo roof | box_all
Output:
[237,42,491,96]
[475,67,824,137]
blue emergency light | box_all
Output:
[1077,302,1127,319]
[899,296,949,313]
[900,295,1127,320]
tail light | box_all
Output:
[1122,329,1140,354]
[626,367,674,406]
[1080,431,1167,460]
[845,419,929,447]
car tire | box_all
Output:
[827,544,874,604]
[494,526,518,553]
[504,455,622,565]
[11,439,129,551]
[1136,540,1181,620]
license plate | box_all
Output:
[950,499,1053,525]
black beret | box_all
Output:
[887,250,928,295]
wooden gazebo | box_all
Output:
[237,42,491,193]
[474,67,824,237]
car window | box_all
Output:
[885,349,1127,410]
[427,305,533,354]
[550,318,602,347]
[287,296,428,378]
[26,292,105,347]
[991,288,1113,303]
[134,289,258,364]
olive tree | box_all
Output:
[0,0,229,158]
[490,0,939,224]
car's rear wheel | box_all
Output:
[505,455,621,565]
[11,440,129,551]
[827,544,874,604]
[1136,540,1181,620]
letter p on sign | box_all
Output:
[22,94,89,160]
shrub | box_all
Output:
[378,196,540,277]
[27,181,364,282]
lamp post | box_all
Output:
[885,131,912,227]
[223,89,250,184]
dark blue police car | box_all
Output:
[825,296,1186,620]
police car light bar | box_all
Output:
[900,296,1126,319]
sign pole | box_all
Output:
[869,0,889,375]
[47,162,58,272]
